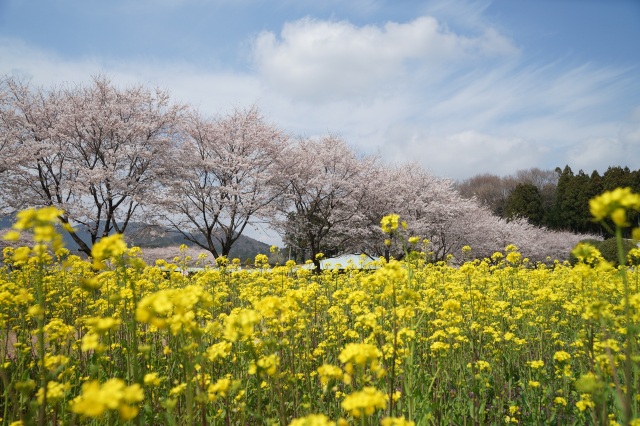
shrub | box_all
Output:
[598,237,637,266]
[568,238,603,265]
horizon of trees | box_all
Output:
[457,165,640,237]
[0,74,632,269]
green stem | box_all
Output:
[36,259,46,426]
[388,282,398,418]
[616,226,633,424]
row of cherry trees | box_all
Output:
[0,75,593,267]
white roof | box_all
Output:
[300,253,379,270]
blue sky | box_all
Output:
[1,0,639,182]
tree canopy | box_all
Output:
[1,75,627,264]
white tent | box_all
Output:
[300,253,379,270]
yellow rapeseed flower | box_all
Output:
[3,230,21,241]
[338,343,381,367]
[571,243,603,265]
[224,309,261,342]
[43,319,75,342]
[91,234,127,269]
[80,333,103,353]
[70,379,143,420]
[381,417,416,426]
[380,214,401,234]
[528,360,545,369]
[13,206,63,231]
[576,394,595,412]
[317,364,344,387]
[553,351,571,363]
[589,187,640,226]
[554,397,568,406]
[248,354,279,377]
[36,381,69,404]
[289,414,336,426]
[341,387,387,418]
[255,253,269,267]
[8,206,66,253]
[143,373,162,387]
[206,341,233,362]
[85,316,121,334]
[207,377,232,401]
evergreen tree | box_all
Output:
[552,167,592,233]
[570,170,593,233]
[586,171,604,234]
[602,166,635,191]
[551,165,574,229]
[504,183,544,226]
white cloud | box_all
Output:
[383,128,547,179]
[565,112,640,174]
[251,15,517,101]
[0,37,264,114]
[421,61,632,133]
[1,9,638,185]
[0,38,105,86]
[566,137,627,174]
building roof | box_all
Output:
[300,253,379,270]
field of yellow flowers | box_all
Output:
[1,188,640,425]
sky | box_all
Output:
[1,0,639,244]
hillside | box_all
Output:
[123,223,271,262]
[0,215,271,262]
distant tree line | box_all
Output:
[0,75,617,270]
[457,165,640,237]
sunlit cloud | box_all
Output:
[1,5,638,182]
[251,15,517,102]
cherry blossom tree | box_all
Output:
[0,75,184,255]
[155,106,288,258]
[0,228,33,252]
[400,168,480,261]
[353,160,589,264]
[0,77,63,210]
[0,75,598,264]
[0,80,13,174]
[344,161,401,260]
[353,162,479,261]
[0,78,24,213]
[139,245,216,267]
[275,135,373,271]
[452,206,513,260]
[453,204,599,264]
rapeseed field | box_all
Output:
[1,188,640,425]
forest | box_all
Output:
[458,165,640,235]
